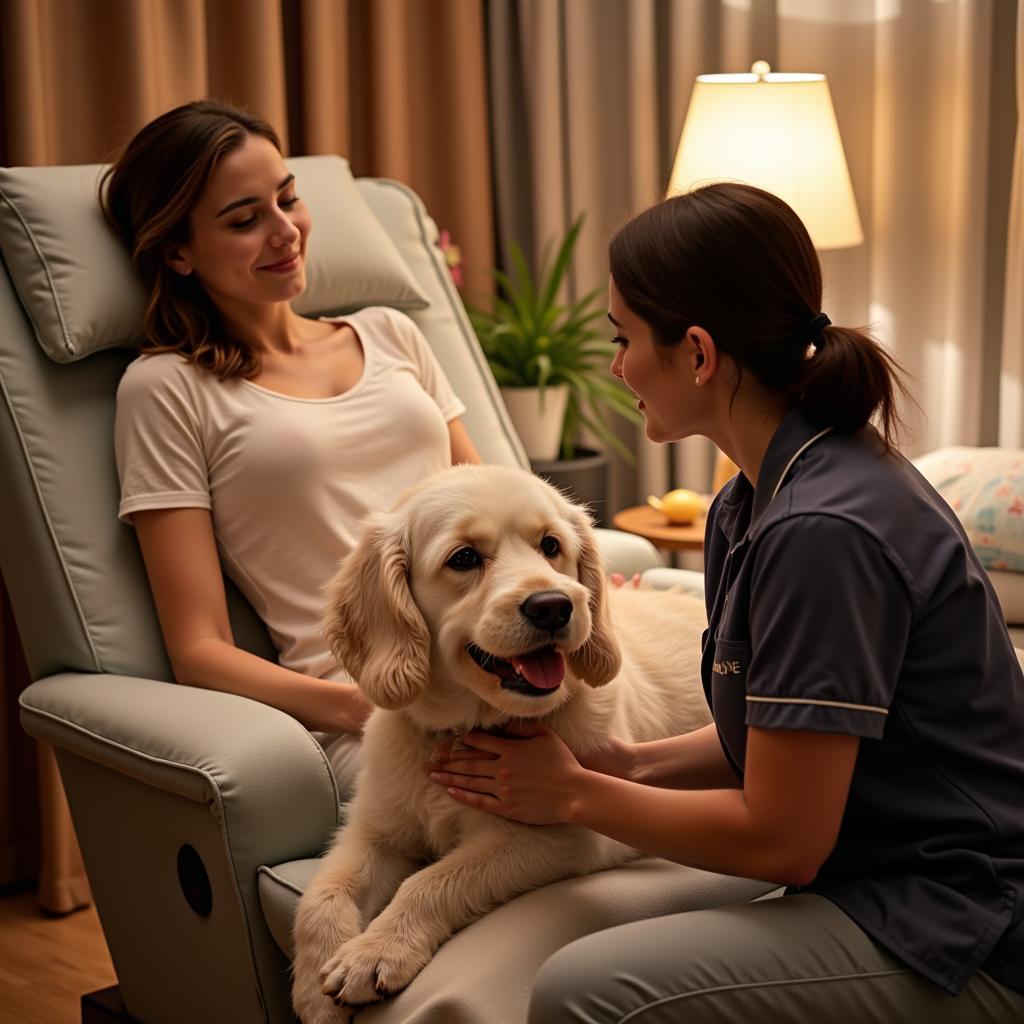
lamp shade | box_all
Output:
[668,64,863,250]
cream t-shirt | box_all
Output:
[115,306,465,680]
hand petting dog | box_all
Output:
[428,720,584,825]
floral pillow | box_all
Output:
[912,447,1024,572]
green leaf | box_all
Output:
[538,214,585,315]
[507,241,537,318]
[490,364,525,386]
[535,352,552,392]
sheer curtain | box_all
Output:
[487,0,1020,513]
[0,0,494,913]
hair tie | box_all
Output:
[805,312,831,347]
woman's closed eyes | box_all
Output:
[230,194,301,230]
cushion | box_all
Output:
[0,155,428,364]
[913,446,1024,621]
[257,857,775,1023]
[913,447,1024,570]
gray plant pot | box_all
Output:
[530,447,610,527]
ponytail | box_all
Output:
[794,326,912,452]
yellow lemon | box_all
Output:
[647,488,704,525]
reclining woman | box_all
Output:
[429,183,1024,1021]
[103,99,480,791]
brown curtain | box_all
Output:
[0,0,494,914]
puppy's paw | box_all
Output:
[319,929,431,1006]
[292,973,354,1024]
[293,890,363,1021]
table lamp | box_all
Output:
[668,60,863,250]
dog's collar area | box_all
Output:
[465,642,565,696]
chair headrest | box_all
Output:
[0,154,428,363]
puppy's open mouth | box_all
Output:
[465,642,565,697]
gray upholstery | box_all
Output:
[258,858,773,1024]
[5,161,766,1024]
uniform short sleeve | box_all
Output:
[746,515,912,739]
[114,355,211,524]
[388,309,466,422]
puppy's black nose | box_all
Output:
[521,591,573,632]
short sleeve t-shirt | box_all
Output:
[702,406,1024,996]
[115,306,465,680]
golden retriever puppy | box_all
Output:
[291,464,711,1023]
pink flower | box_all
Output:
[438,230,464,289]
[1009,497,1024,516]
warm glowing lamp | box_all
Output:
[669,61,863,250]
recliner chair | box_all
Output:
[2,156,774,1023]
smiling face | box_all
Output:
[409,472,601,720]
[167,133,311,311]
[608,276,708,444]
[324,466,621,731]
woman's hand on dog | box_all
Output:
[427,720,586,825]
[428,731,638,791]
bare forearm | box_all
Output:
[433,726,853,886]
[631,723,741,789]
[568,769,803,884]
[175,637,370,733]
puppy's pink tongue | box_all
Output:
[513,648,565,689]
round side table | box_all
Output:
[611,503,707,553]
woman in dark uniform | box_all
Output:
[428,182,1024,1021]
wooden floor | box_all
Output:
[0,887,116,1024]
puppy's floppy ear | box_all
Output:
[323,512,430,710]
[565,506,622,687]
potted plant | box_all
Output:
[468,217,641,520]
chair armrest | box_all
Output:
[641,567,706,597]
[20,672,343,1021]
[19,672,340,866]
[593,527,663,577]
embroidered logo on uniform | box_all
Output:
[713,659,743,675]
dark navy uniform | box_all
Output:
[702,405,1024,996]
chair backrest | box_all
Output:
[0,157,526,683]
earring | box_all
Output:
[694,376,700,386]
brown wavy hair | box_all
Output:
[100,99,282,379]
[609,182,915,451]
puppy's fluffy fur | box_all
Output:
[292,465,711,1022]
